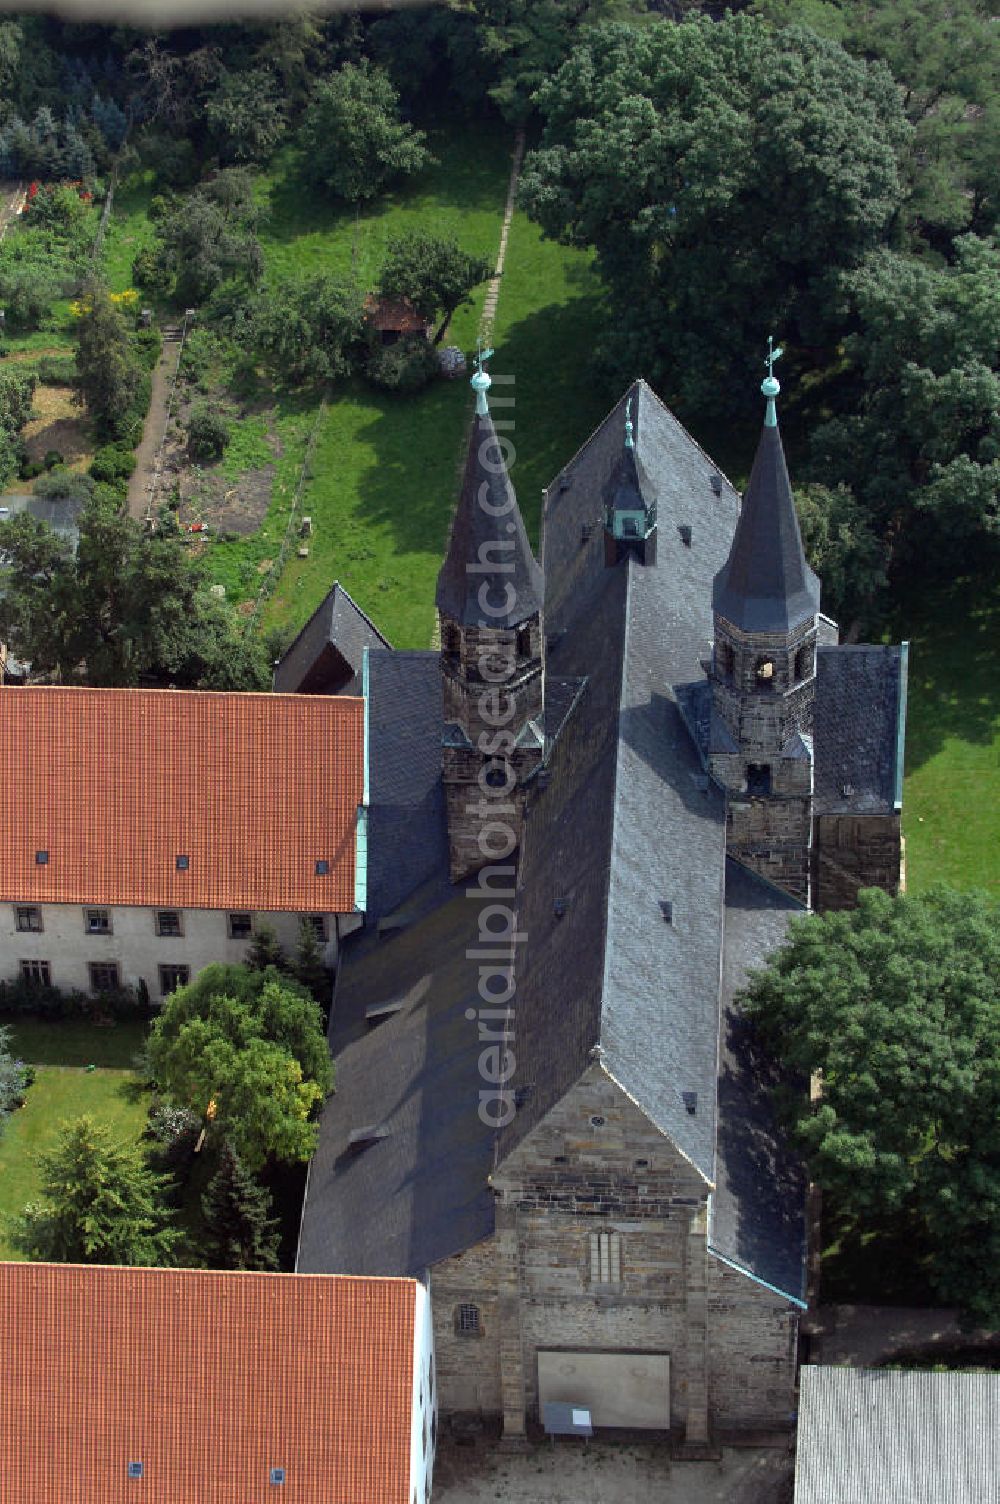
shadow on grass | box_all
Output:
[889,565,1000,775]
[0,1013,150,1070]
[260,121,511,252]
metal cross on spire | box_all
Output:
[471,339,494,416]
[762,334,783,427]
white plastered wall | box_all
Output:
[409,1280,436,1504]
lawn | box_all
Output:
[0,1064,148,1259]
[257,126,611,647]
[101,169,159,297]
[0,1014,148,1068]
[895,568,1000,895]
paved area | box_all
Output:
[808,1304,1000,1367]
[433,1438,793,1504]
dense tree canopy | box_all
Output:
[794,483,889,632]
[0,367,36,486]
[147,965,333,1170]
[11,1115,181,1266]
[298,62,432,203]
[741,887,1000,1325]
[201,1141,281,1271]
[152,180,263,306]
[809,235,1000,568]
[520,15,909,411]
[0,501,270,690]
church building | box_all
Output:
[294,355,907,1443]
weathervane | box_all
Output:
[762,334,783,427]
[624,396,635,451]
[471,338,494,416]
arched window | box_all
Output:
[716,641,735,681]
[795,642,814,682]
[755,656,775,688]
[455,1303,481,1337]
[516,624,533,659]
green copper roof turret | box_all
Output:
[471,341,494,416]
[762,335,782,427]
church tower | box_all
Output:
[436,355,544,883]
[708,350,825,903]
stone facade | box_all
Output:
[710,614,820,904]
[440,618,544,882]
[812,813,903,911]
[431,1066,799,1439]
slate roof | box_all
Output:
[814,644,907,814]
[0,686,363,912]
[364,649,448,920]
[295,885,496,1277]
[795,1366,1000,1504]
[713,421,820,633]
[273,582,389,696]
[0,1260,417,1504]
[435,408,544,629]
[712,859,807,1302]
[500,380,742,1181]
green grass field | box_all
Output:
[896,570,1000,895]
[0,1064,149,1259]
[0,1016,150,1259]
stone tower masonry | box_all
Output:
[708,369,828,903]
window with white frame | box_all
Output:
[589,1230,622,1286]
[84,908,112,935]
[15,906,43,932]
[20,959,51,986]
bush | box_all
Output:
[145,1100,201,1184]
[18,456,43,480]
[365,335,439,394]
[131,247,172,294]
[33,467,95,504]
[42,449,62,470]
[187,404,231,462]
[179,328,216,386]
[0,975,153,1021]
[135,326,163,371]
[90,444,137,483]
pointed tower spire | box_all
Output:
[436,345,543,629]
[437,349,545,882]
[712,341,819,633]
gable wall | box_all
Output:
[429,1238,503,1415]
[707,1258,799,1429]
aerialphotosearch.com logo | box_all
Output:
[463,364,524,1131]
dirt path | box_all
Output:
[479,129,525,344]
[127,330,183,521]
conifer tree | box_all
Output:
[201,1141,280,1272]
[292,916,330,1007]
[11,1115,181,1266]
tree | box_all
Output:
[246,924,286,973]
[0,367,36,486]
[75,284,147,442]
[0,258,61,331]
[0,1024,28,1136]
[379,232,492,345]
[741,886,1000,1325]
[201,1140,281,1271]
[291,917,330,1007]
[519,15,909,412]
[11,1115,181,1266]
[0,500,270,690]
[298,62,432,204]
[248,273,363,387]
[147,964,333,1170]
[154,185,262,306]
[809,236,1000,570]
[794,483,889,631]
[205,66,287,165]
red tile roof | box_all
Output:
[0,1261,416,1504]
[363,294,429,334]
[0,687,364,912]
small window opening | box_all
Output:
[755,657,775,685]
[717,642,735,681]
[315,859,329,876]
[456,1303,481,1336]
[270,1468,286,1486]
[682,1091,698,1116]
[660,900,673,924]
[127,1462,144,1480]
[35,850,48,865]
[589,1231,622,1285]
[795,642,814,682]
[516,624,532,657]
[746,763,772,797]
[175,854,189,871]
